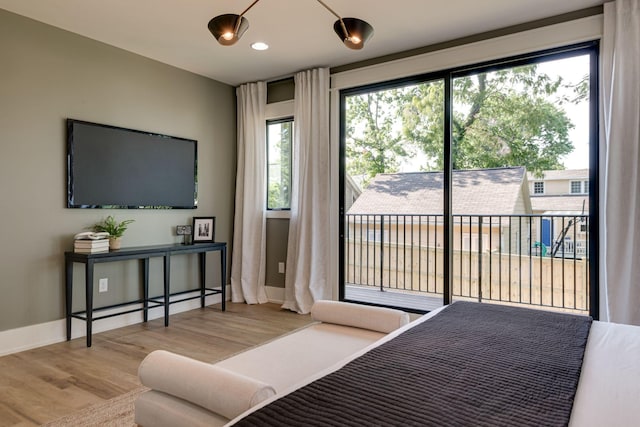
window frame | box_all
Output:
[265,100,294,219]
[570,180,582,194]
[266,117,294,212]
[534,181,545,194]
[570,180,589,194]
[337,40,600,318]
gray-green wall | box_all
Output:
[0,10,236,332]
[265,218,290,287]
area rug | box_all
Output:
[41,386,148,427]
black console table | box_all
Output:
[65,242,226,347]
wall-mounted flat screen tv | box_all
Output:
[67,119,197,209]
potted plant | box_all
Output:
[92,215,135,249]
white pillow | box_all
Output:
[311,300,410,333]
[138,350,275,420]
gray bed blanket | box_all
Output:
[234,301,592,426]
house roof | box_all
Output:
[530,195,589,213]
[527,169,589,181]
[348,167,528,215]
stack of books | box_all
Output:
[74,232,110,253]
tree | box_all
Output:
[268,121,292,209]
[345,64,583,182]
[402,65,576,175]
[345,89,414,186]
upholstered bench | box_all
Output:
[134,300,410,426]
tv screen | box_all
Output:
[67,119,197,209]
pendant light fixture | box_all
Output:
[207,0,258,46]
[207,0,373,49]
[316,0,374,50]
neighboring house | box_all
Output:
[528,169,589,212]
[345,167,589,297]
[528,169,589,257]
[344,174,362,213]
[346,167,532,253]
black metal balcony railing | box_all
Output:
[344,213,590,314]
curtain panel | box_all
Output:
[230,82,269,304]
[282,68,332,314]
[601,0,640,325]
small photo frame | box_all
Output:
[175,225,192,236]
[192,217,215,243]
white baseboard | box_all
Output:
[265,285,285,304]
[0,286,230,356]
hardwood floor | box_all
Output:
[0,303,313,426]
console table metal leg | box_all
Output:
[221,246,226,311]
[163,254,170,327]
[85,260,94,347]
[143,258,149,322]
[65,259,73,341]
[199,252,206,308]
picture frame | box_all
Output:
[175,225,192,236]
[192,217,215,243]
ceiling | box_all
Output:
[0,0,604,86]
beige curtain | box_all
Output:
[230,82,269,304]
[600,0,640,325]
[282,68,331,314]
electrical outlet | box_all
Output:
[278,262,285,274]
[99,278,108,293]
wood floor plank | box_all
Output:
[0,302,313,426]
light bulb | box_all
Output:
[251,42,269,50]
[221,31,234,41]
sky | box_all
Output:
[538,55,591,170]
[348,52,593,176]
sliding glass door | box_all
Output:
[340,42,599,317]
[341,78,446,312]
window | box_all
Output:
[571,181,582,194]
[267,118,293,210]
[570,180,589,194]
[534,182,545,194]
[340,41,598,317]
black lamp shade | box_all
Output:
[208,14,249,46]
[333,17,374,50]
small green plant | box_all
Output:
[92,215,135,238]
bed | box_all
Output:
[227,301,640,426]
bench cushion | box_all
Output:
[138,350,275,420]
[216,322,385,392]
[311,300,410,333]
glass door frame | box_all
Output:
[338,40,600,319]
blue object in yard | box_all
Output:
[541,218,553,248]
[533,241,548,257]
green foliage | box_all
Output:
[345,89,414,186]
[92,215,135,238]
[345,63,581,181]
[404,65,574,174]
[267,120,292,209]
[268,182,288,209]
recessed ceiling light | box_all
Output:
[251,42,269,51]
